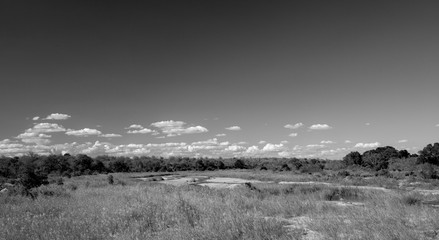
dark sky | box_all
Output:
[1,1,439,158]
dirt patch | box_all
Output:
[265,216,325,240]
[279,181,392,192]
[204,177,269,184]
[198,183,241,189]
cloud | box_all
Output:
[262,143,284,152]
[216,133,226,137]
[398,139,408,143]
[321,140,335,144]
[15,123,66,145]
[225,126,241,131]
[16,132,52,145]
[365,123,371,126]
[66,128,102,137]
[436,124,439,127]
[345,140,352,143]
[32,116,40,121]
[100,133,122,138]
[245,145,260,154]
[281,140,289,144]
[225,145,245,152]
[309,124,332,130]
[259,140,267,144]
[306,144,326,148]
[33,123,66,133]
[284,123,303,129]
[151,120,185,128]
[151,120,208,137]
[126,124,144,129]
[127,128,154,134]
[289,133,298,137]
[354,142,381,148]
[44,113,71,120]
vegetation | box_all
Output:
[1,142,439,239]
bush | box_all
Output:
[337,170,350,177]
[321,187,362,201]
[401,193,422,206]
[107,174,114,185]
[417,164,439,179]
[32,185,70,198]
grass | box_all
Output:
[2,171,439,239]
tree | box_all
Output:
[398,150,410,159]
[195,159,205,171]
[362,146,399,170]
[72,154,93,173]
[418,143,439,165]
[343,151,362,166]
[233,159,246,169]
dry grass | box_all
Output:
[1,171,439,240]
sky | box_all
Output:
[1,0,439,159]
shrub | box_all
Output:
[321,187,362,201]
[107,174,114,185]
[56,177,64,185]
[401,193,422,206]
[32,185,70,198]
[337,170,350,177]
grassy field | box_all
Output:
[2,170,439,240]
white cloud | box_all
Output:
[345,140,352,143]
[15,123,65,146]
[320,148,349,156]
[127,128,154,134]
[216,133,226,137]
[354,142,381,148]
[245,145,260,154]
[436,124,439,127]
[262,143,284,152]
[309,124,332,130]
[225,126,241,131]
[284,123,303,129]
[321,140,335,144]
[289,133,298,137]
[225,145,245,152]
[365,123,371,126]
[259,140,267,144]
[184,126,209,134]
[151,120,208,137]
[16,131,52,145]
[44,113,71,120]
[126,124,144,129]
[398,139,408,143]
[278,151,290,157]
[151,120,185,128]
[33,123,66,133]
[281,140,289,144]
[100,133,122,138]
[32,116,40,121]
[66,128,102,137]
[306,144,326,148]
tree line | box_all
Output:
[1,142,439,191]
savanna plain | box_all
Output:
[2,167,439,240]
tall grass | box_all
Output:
[1,173,439,240]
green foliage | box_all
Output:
[343,151,362,166]
[416,163,439,179]
[417,142,439,165]
[107,174,114,185]
[233,159,246,169]
[363,146,399,170]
